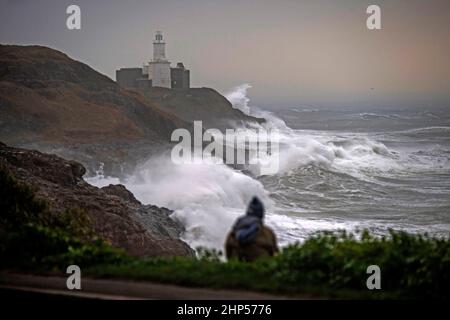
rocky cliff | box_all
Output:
[142,87,264,130]
[0,141,193,257]
[0,44,188,175]
[0,44,266,258]
[0,44,263,176]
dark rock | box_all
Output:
[141,86,265,130]
[102,184,141,205]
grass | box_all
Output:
[82,230,450,299]
[1,164,449,299]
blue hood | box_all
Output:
[233,215,261,245]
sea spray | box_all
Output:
[89,155,273,250]
[225,83,252,116]
[87,84,450,251]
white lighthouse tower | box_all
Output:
[149,31,171,88]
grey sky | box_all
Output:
[1,0,449,108]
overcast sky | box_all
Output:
[1,0,449,108]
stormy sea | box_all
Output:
[87,84,450,250]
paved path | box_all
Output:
[0,272,294,300]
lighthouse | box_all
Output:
[116,31,190,90]
[153,31,166,60]
[149,31,171,88]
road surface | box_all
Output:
[0,272,295,300]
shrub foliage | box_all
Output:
[1,164,449,298]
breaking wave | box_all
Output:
[87,84,450,251]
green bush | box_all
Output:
[0,164,124,269]
[83,231,450,299]
[0,164,93,239]
[0,222,126,269]
[272,230,450,298]
[0,164,49,229]
[1,164,449,298]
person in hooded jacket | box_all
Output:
[225,196,279,262]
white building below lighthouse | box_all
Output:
[116,31,190,90]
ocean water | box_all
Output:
[87,84,450,251]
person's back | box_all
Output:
[225,197,278,262]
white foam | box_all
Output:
[223,84,407,180]
[86,84,450,252]
[85,162,121,187]
[225,83,252,115]
[89,155,272,250]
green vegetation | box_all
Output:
[85,231,450,299]
[0,164,126,269]
[0,163,91,238]
[1,164,449,299]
